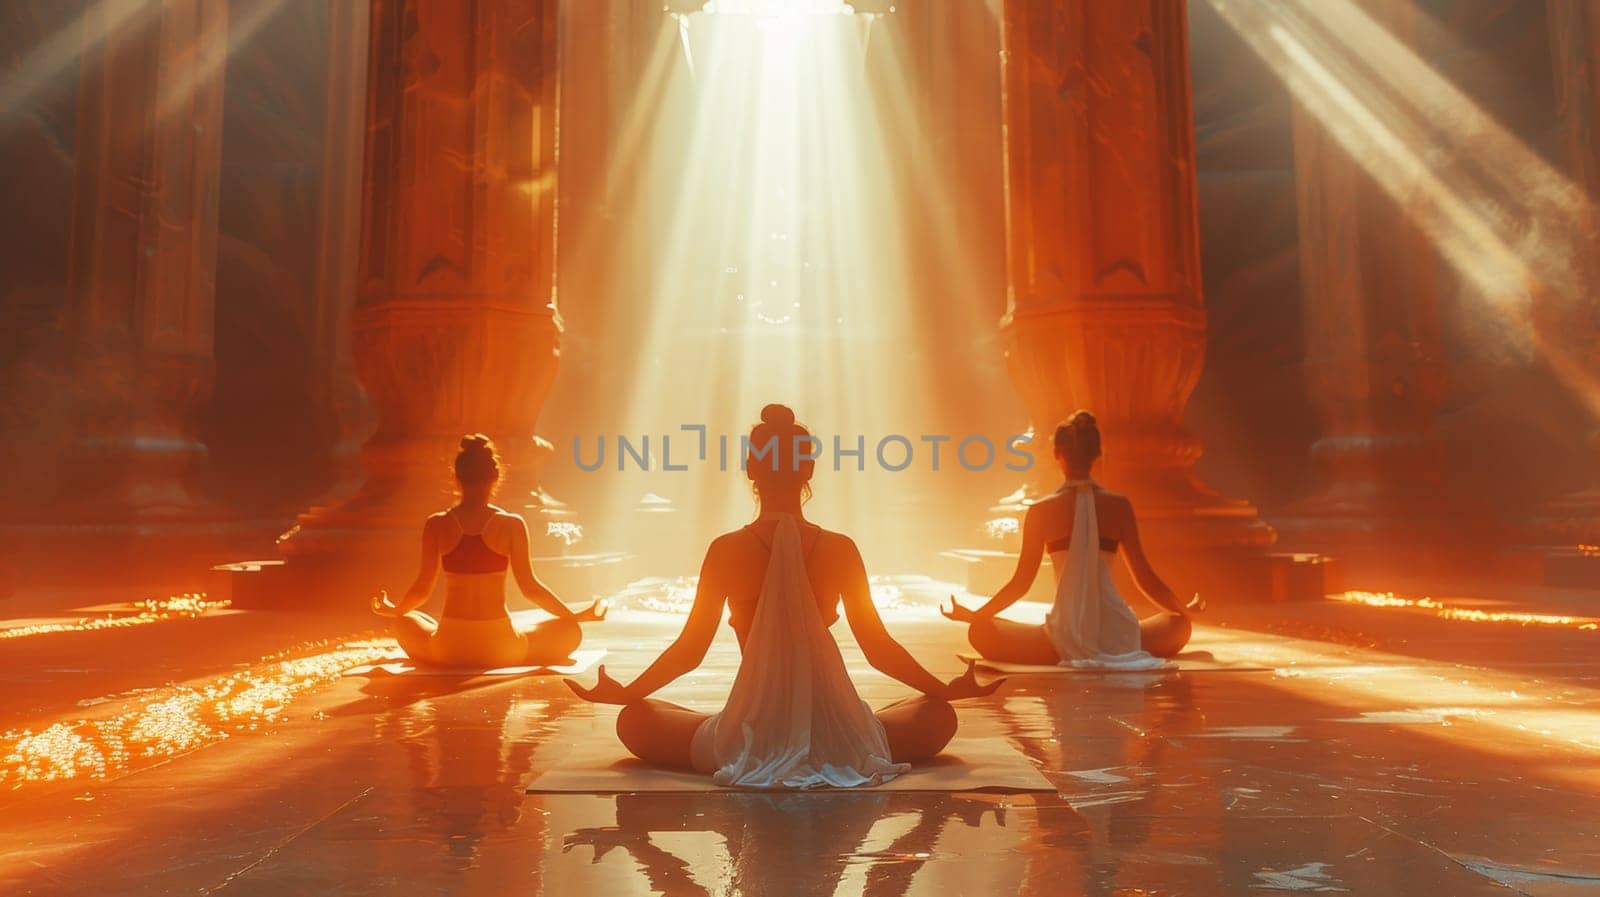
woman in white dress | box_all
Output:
[567,404,1001,789]
[943,411,1200,667]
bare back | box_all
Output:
[1025,485,1135,552]
[425,506,519,620]
[705,518,855,646]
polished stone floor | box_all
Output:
[2,584,1598,896]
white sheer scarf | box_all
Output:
[700,513,909,789]
[1042,481,1172,670]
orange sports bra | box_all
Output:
[441,515,509,574]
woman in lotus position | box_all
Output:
[944,411,1200,668]
[568,404,1001,789]
[372,434,605,667]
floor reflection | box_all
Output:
[5,614,1597,895]
[364,677,565,887]
[562,790,1029,897]
[998,671,1215,896]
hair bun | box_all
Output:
[760,404,795,427]
[1069,411,1097,430]
[460,433,492,453]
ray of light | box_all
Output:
[0,0,155,128]
[1205,0,1600,419]
[154,0,288,125]
[1202,627,1600,774]
[581,5,956,575]
[1332,589,1600,629]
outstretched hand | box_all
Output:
[941,596,984,624]
[572,599,608,623]
[369,590,400,617]
[941,658,1005,700]
[563,827,628,862]
[564,665,635,705]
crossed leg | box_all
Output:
[614,695,958,772]
[967,611,1192,663]
[394,611,583,668]
[395,611,442,664]
[517,617,583,667]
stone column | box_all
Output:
[997,1,1272,567]
[283,0,562,559]
[1537,0,1600,545]
[1286,0,1449,541]
[62,0,228,520]
[309,0,373,501]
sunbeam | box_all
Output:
[1205,0,1600,418]
[585,3,957,575]
[154,0,288,126]
[0,0,154,128]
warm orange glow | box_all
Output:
[0,593,232,641]
[0,638,394,786]
[1205,627,1600,768]
[1333,590,1600,630]
[588,4,965,574]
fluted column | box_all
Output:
[1537,0,1600,544]
[309,0,373,501]
[62,0,228,520]
[998,1,1271,556]
[1288,0,1448,534]
[284,0,562,557]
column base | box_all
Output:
[1529,485,1600,546]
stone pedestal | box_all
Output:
[997,0,1273,601]
[280,0,564,578]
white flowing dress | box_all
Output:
[1043,481,1173,670]
[690,513,910,789]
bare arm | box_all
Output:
[508,515,578,620]
[839,541,952,698]
[975,504,1045,618]
[616,544,729,700]
[394,517,443,614]
[1119,502,1187,614]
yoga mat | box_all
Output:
[525,735,1055,794]
[957,651,1270,674]
[344,648,606,678]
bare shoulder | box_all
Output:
[706,529,742,553]
[1095,488,1137,524]
[811,527,863,565]
[424,511,453,531]
[1093,484,1131,504]
[704,529,753,565]
[488,505,525,523]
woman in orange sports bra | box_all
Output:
[370,434,606,668]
